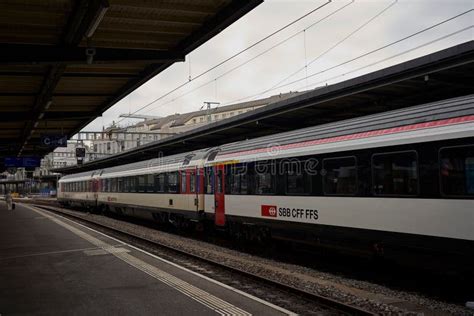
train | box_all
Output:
[58,94,474,270]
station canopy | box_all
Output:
[0,0,262,171]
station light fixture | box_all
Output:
[44,100,52,110]
[85,1,109,38]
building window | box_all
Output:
[214,115,219,120]
[230,112,234,116]
[199,117,204,122]
[222,113,227,118]
[440,145,474,196]
[372,151,418,196]
[193,118,197,124]
[323,157,357,195]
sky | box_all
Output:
[82,0,474,131]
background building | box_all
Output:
[40,91,302,173]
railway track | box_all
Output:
[30,203,375,316]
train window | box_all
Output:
[190,171,196,193]
[129,177,137,192]
[440,145,474,196]
[155,174,165,192]
[181,172,187,193]
[117,178,123,192]
[323,157,357,195]
[230,164,247,195]
[372,151,418,196]
[205,167,213,194]
[110,178,115,192]
[284,161,311,195]
[216,169,224,193]
[166,172,179,193]
[146,174,154,192]
[255,163,275,195]
[123,177,128,192]
[138,175,146,192]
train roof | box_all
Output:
[60,94,474,181]
[214,94,474,159]
[60,149,209,181]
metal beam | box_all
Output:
[73,0,264,136]
[0,44,185,65]
[0,111,96,122]
[18,0,113,156]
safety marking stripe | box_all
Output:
[26,205,252,316]
[0,246,115,261]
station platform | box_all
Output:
[0,202,292,316]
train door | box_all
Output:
[196,167,204,212]
[190,168,199,212]
[214,164,225,226]
[92,178,99,208]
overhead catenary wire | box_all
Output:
[260,0,398,100]
[144,0,355,115]
[295,25,474,92]
[224,8,473,106]
[115,0,332,124]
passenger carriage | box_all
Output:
[58,95,474,268]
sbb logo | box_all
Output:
[261,205,277,217]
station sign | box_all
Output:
[4,157,41,168]
[76,147,86,158]
[41,135,68,147]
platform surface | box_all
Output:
[0,202,291,316]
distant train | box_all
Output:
[58,95,474,269]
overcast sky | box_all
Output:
[83,0,473,131]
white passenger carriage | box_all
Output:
[58,95,474,267]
